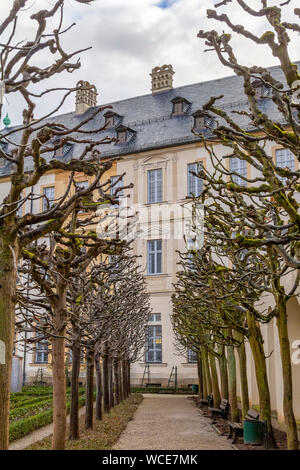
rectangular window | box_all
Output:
[187,349,197,363]
[187,162,203,197]
[35,335,48,364]
[229,157,247,186]
[76,181,89,212]
[146,325,162,363]
[42,186,55,212]
[110,175,124,197]
[148,169,162,203]
[76,180,89,191]
[275,148,295,177]
[147,239,162,275]
[148,313,161,322]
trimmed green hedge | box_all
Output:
[10,398,53,421]
[9,409,54,442]
[9,393,87,442]
[10,395,52,410]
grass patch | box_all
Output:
[27,394,143,450]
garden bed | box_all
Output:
[9,386,85,442]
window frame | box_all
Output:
[229,156,248,187]
[147,239,162,275]
[147,168,163,204]
[187,349,198,364]
[34,335,49,364]
[275,148,296,176]
[146,324,162,364]
[42,185,55,212]
[187,162,203,198]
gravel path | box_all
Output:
[9,405,89,451]
[113,394,233,450]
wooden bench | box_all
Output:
[209,398,229,422]
[199,393,213,408]
[227,409,260,443]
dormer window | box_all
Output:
[192,111,215,130]
[252,79,271,99]
[53,140,72,158]
[171,97,191,116]
[116,125,136,144]
[104,111,121,129]
[118,130,127,143]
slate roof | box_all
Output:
[0,62,298,177]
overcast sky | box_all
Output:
[1,0,300,126]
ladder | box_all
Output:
[34,367,45,386]
[167,366,178,390]
[141,364,150,386]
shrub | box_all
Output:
[9,409,54,441]
[10,395,52,410]
[9,394,87,441]
[10,399,53,421]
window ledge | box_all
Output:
[138,362,168,367]
[146,273,168,278]
[144,201,168,207]
[29,363,49,367]
[181,363,197,367]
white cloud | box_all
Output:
[1,0,300,126]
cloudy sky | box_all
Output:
[1,0,300,126]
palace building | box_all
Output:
[1,64,300,434]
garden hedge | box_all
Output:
[9,394,87,442]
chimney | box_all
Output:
[150,64,175,94]
[75,80,98,115]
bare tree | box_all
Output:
[192,0,300,449]
[0,1,117,449]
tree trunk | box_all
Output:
[218,346,229,400]
[114,358,120,406]
[119,360,124,402]
[95,352,102,420]
[122,359,128,399]
[108,355,114,409]
[202,347,212,395]
[51,290,67,450]
[69,340,81,440]
[227,344,239,422]
[276,298,298,450]
[127,361,131,396]
[201,353,208,398]
[103,349,110,413]
[247,311,276,448]
[85,348,94,430]
[197,352,203,399]
[236,335,249,420]
[209,352,221,408]
[0,247,17,450]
